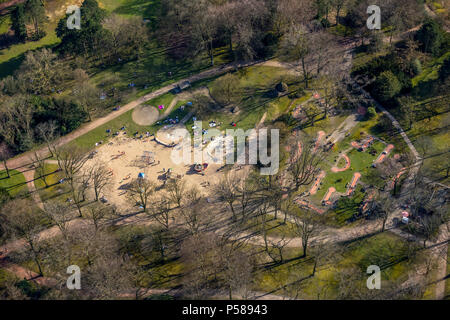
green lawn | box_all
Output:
[33,163,71,203]
[303,115,387,202]
[100,0,160,19]
[0,169,28,197]
[242,216,298,239]
[302,232,410,298]
[145,92,176,115]
[0,20,60,78]
[114,224,184,289]
[183,65,307,135]
[0,268,16,291]
[67,109,158,149]
[398,103,448,184]
[0,14,11,34]
[318,141,385,197]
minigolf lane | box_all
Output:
[322,187,336,205]
[331,153,350,172]
[351,136,374,151]
[346,172,361,196]
[390,167,406,188]
[374,144,394,165]
[295,198,325,214]
[313,131,325,152]
[309,170,326,195]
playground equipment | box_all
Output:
[194,163,208,174]
[131,151,155,168]
[142,151,155,165]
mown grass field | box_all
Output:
[242,216,298,239]
[33,163,71,203]
[0,169,28,197]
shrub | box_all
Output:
[320,18,331,28]
[373,71,402,102]
[366,106,377,119]
[275,81,288,93]
[411,58,422,76]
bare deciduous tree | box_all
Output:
[30,151,48,188]
[35,120,59,158]
[288,136,325,190]
[166,178,186,208]
[3,198,45,276]
[148,193,172,232]
[214,174,239,221]
[127,178,156,212]
[88,162,112,201]
[292,212,321,257]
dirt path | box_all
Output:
[0,259,57,286]
[0,218,86,256]
[0,0,25,13]
[21,169,44,210]
[326,114,359,145]
[434,222,449,300]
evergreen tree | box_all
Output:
[415,18,444,56]
[25,0,47,40]
[56,0,107,55]
[11,4,27,42]
[373,71,402,102]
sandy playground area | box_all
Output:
[84,134,225,210]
